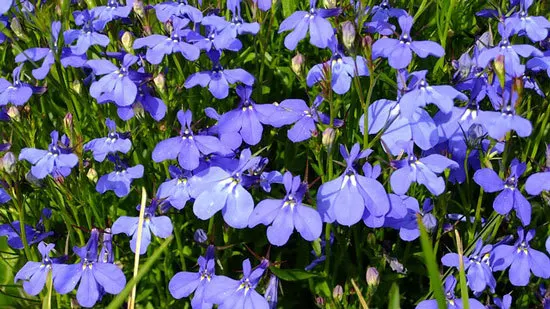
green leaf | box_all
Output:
[281,0,297,18]
[417,214,446,309]
[388,282,400,309]
[269,267,321,281]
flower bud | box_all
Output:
[193,229,208,243]
[332,285,343,301]
[342,21,356,50]
[322,127,336,150]
[72,79,82,95]
[121,31,134,53]
[264,274,278,308]
[323,0,336,9]
[87,168,98,183]
[7,106,20,121]
[64,113,73,133]
[1,152,16,174]
[154,73,166,92]
[291,53,305,76]
[366,267,380,287]
[10,17,25,39]
[25,171,43,187]
[133,0,145,18]
[493,54,506,88]
[315,296,325,307]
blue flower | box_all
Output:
[205,258,269,309]
[111,199,173,254]
[154,0,203,23]
[169,245,216,308]
[0,0,12,14]
[63,10,110,55]
[84,118,132,162]
[19,131,79,179]
[527,52,550,78]
[14,242,60,296]
[15,21,60,80]
[306,36,369,94]
[492,228,550,286]
[504,0,550,42]
[96,156,144,197]
[415,276,485,309]
[317,144,390,226]
[525,169,550,196]
[184,51,254,99]
[54,229,126,308]
[156,165,193,210]
[117,83,167,121]
[441,239,496,293]
[373,15,444,69]
[0,65,34,107]
[90,0,132,29]
[264,274,278,309]
[474,158,531,225]
[249,171,322,246]
[384,196,435,241]
[278,0,340,50]
[0,187,10,203]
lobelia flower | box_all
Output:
[305,233,333,271]
[248,172,322,246]
[156,165,193,210]
[441,239,496,293]
[372,15,444,69]
[493,294,512,309]
[153,109,231,170]
[90,0,132,29]
[111,199,173,254]
[15,21,60,80]
[527,51,550,78]
[398,70,467,119]
[202,5,260,43]
[317,144,390,226]
[525,170,550,196]
[184,51,255,99]
[492,228,550,286]
[477,23,542,75]
[269,95,342,143]
[96,156,144,197]
[306,36,369,94]
[204,107,243,151]
[0,65,33,106]
[19,130,79,179]
[504,0,550,42]
[133,17,200,64]
[154,0,203,23]
[0,186,10,203]
[87,54,144,107]
[205,258,269,309]
[0,209,53,249]
[264,274,278,309]
[259,170,283,193]
[54,229,126,308]
[216,85,279,146]
[84,118,132,162]
[169,245,216,308]
[0,0,12,14]
[277,0,340,50]
[191,149,259,228]
[474,158,531,225]
[253,0,271,11]
[186,24,243,52]
[14,242,60,296]
[193,229,208,243]
[63,10,110,55]
[390,142,458,196]
[117,83,167,121]
[384,196,436,241]
[415,276,485,309]
[99,228,114,263]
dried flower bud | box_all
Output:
[64,113,73,133]
[1,152,16,174]
[87,168,98,183]
[7,106,20,121]
[72,79,82,95]
[121,31,134,53]
[154,73,166,92]
[332,285,343,301]
[11,17,24,39]
[366,267,380,287]
[193,229,208,243]
[133,0,145,18]
[323,0,336,9]
[291,53,305,76]
[322,127,336,150]
[494,55,506,88]
[342,21,356,50]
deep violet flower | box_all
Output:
[84,118,131,162]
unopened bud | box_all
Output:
[7,106,19,121]
[366,267,380,287]
[72,79,82,95]
[121,31,134,53]
[193,229,208,243]
[315,296,325,307]
[87,168,98,183]
[323,0,336,9]
[322,127,336,149]
[11,17,24,39]
[332,285,343,301]
[291,53,305,76]
[64,113,73,133]
[1,152,16,174]
[494,55,506,88]
[342,21,356,50]
[154,73,166,92]
[264,274,278,308]
[133,0,145,18]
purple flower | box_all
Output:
[133,18,200,64]
[186,25,243,52]
[87,54,144,107]
[317,144,390,226]
[184,51,255,99]
[390,143,458,195]
[169,245,215,308]
[492,228,550,286]
[15,21,60,80]
[415,276,485,309]
[84,118,131,162]
[307,37,369,94]
[0,187,10,203]
[476,93,532,140]
[0,65,33,106]
[253,0,271,11]
[305,233,333,271]
[264,274,278,309]
[494,294,512,309]
[14,242,60,296]
[441,239,496,293]
[0,219,53,250]
[277,0,340,50]
[191,149,259,228]
[527,52,550,78]
[96,157,144,197]
[384,196,436,241]
[63,10,110,55]
[154,0,203,23]
[473,158,531,225]
[259,170,283,192]
[504,0,550,42]
[90,0,132,29]
[117,84,167,121]
[207,5,260,41]
[111,199,173,254]
[54,229,126,308]
[249,172,322,246]
[216,85,278,146]
[19,131,79,179]
[156,165,193,210]
[152,110,231,170]
[525,170,550,196]
[205,258,269,309]
[0,0,12,14]
[372,15,444,69]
